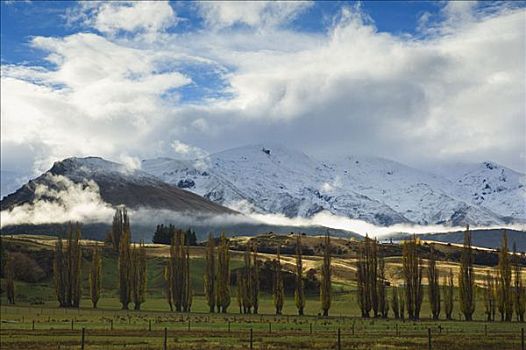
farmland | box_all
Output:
[1,234,525,349]
[1,301,525,349]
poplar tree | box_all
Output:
[170,229,183,312]
[370,238,379,317]
[483,270,496,321]
[320,231,332,317]
[357,236,372,317]
[89,245,102,308]
[204,233,216,313]
[168,229,192,312]
[182,239,192,312]
[216,233,231,313]
[513,243,525,322]
[236,270,244,314]
[459,226,475,321]
[428,246,440,320]
[118,220,132,310]
[5,253,15,305]
[294,234,306,316]
[54,237,66,307]
[110,207,129,252]
[357,235,385,318]
[498,231,513,321]
[131,241,147,310]
[164,265,173,311]
[399,286,406,320]
[444,268,454,320]
[252,245,260,314]
[378,254,388,318]
[70,224,82,308]
[242,243,254,313]
[402,235,423,320]
[273,244,284,315]
[53,223,82,308]
[496,271,505,321]
[391,287,400,319]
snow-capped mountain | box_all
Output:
[142,144,525,226]
[1,157,236,215]
[433,161,525,221]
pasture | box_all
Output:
[1,234,525,349]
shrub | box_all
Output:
[10,252,46,282]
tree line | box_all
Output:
[8,207,520,322]
[356,226,526,322]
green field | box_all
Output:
[1,235,526,349]
[1,299,525,350]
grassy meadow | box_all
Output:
[1,234,525,349]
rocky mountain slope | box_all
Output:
[1,157,236,215]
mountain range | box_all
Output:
[141,144,525,227]
[1,144,525,229]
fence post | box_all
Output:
[396,323,398,337]
[80,328,85,350]
[110,319,113,331]
[71,319,74,330]
[310,323,312,335]
[268,322,271,334]
[163,327,167,350]
[428,328,432,350]
[32,320,35,331]
[337,328,341,350]
[188,319,191,331]
[250,328,253,350]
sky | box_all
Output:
[1,0,525,184]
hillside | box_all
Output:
[414,228,526,251]
[2,233,518,295]
[1,157,237,215]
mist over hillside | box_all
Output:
[1,145,524,247]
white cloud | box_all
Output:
[1,2,524,184]
[197,1,312,30]
[244,210,526,238]
[67,1,177,36]
[1,32,191,174]
[171,140,208,159]
[0,174,114,226]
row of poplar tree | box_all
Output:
[356,227,526,322]
[52,208,147,310]
[198,229,332,316]
[45,208,525,322]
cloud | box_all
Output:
[5,178,522,237]
[243,210,526,239]
[66,1,177,36]
[1,1,525,185]
[0,174,114,226]
[197,1,312,30]
[171,139,208,159]
[1,32,191,174]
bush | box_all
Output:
[10,252,46,282]
[29,296,45,305]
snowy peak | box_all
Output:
[142,144,524,226]
[3,148,524,228]
[2,157,236,215]
[50,157,150,180]
[447,161,526,220]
